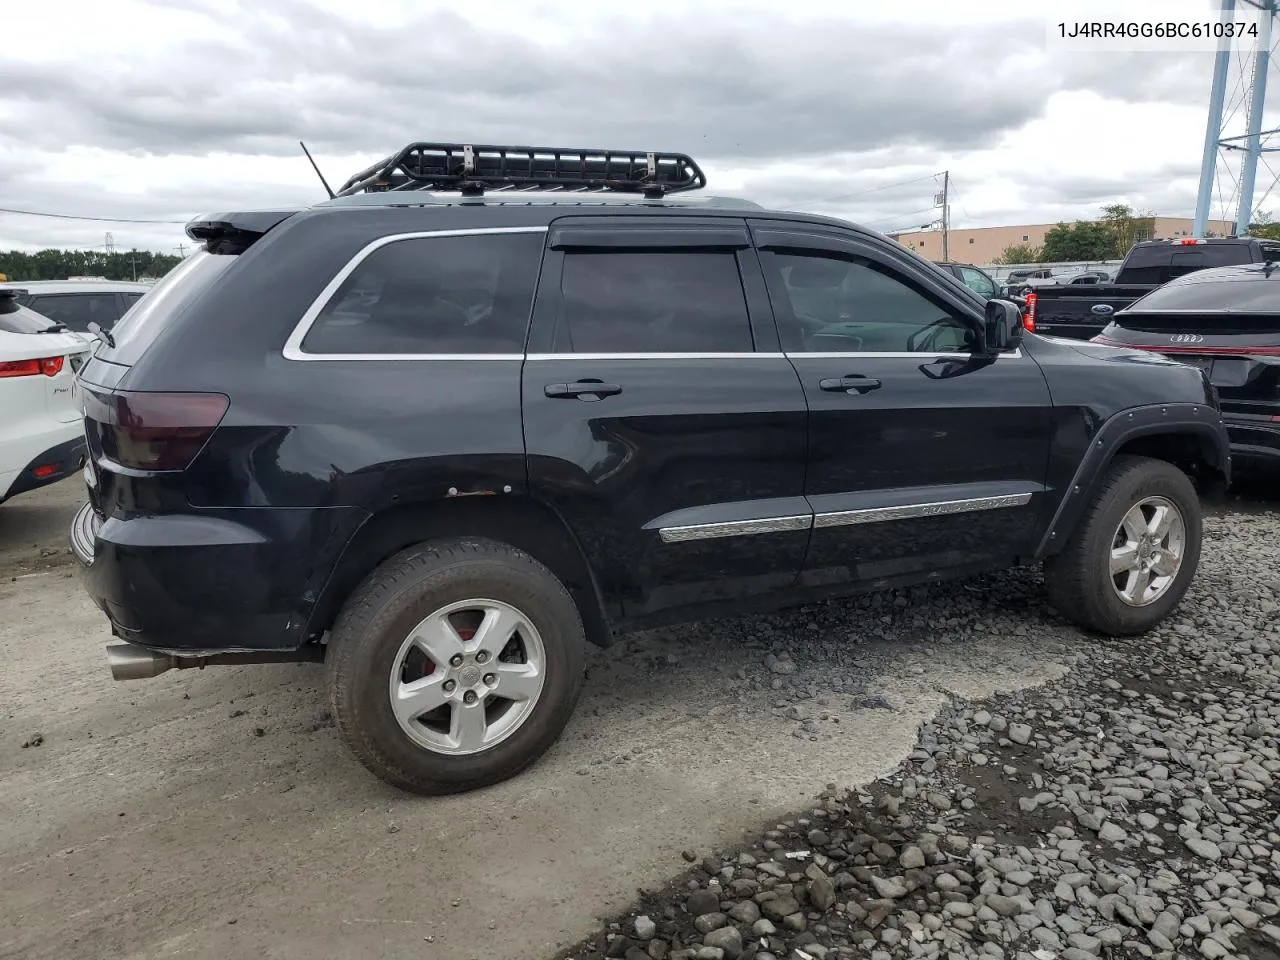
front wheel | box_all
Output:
[1044,455,1202,636]
[326,537,586,795]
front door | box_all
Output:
[749,222,1054,588]
[521,216,811,620]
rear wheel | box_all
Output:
[327,537,586,794]
[1044,455,1201,636]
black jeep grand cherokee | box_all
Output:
[72,142,1230,795]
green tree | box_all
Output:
[0,248,182,282]
[1039,221,1117,262]
[1099,203,1156,257]
[996,243,1041,264]
[1249,211,1280,241]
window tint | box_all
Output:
[1128,270,1280,313]
[122,292,145,306]
[767,251,976,353]
[104,251,235,365]
[1122,244,1253,284]
[554,251,752,353]
[302,233,544,355]
[28,293,120,332]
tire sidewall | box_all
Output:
[334,546,585,789]
[1082,464,1202,630]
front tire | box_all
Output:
[327,537,586,795]
[1044,455,1202,636]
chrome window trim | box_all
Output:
[527,349,1023,361]
[812,493,1033,529]
[658,492,1033,543]
[281,226,549,362]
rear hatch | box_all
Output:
[0,298,91,426]
[77,211,295,522]
[1095,312,1280,421]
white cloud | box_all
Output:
[0,0,1272,252]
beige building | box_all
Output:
[888,217,1237,265]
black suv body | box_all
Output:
[71,143,1230,795]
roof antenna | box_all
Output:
[299,140,336,199]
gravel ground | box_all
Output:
[554,506,1280,960]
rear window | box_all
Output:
[1126,272,1280,315]
[1120,243,1254,284]
[0,301,62,334]
[102,251,235,364]
[300,232,544,355]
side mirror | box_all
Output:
[984,299,1024,352]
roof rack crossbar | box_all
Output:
[335,142,707,197]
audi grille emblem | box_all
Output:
[1169,334,1204,343]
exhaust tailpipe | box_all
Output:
[107,643,176,680]
[105,642,325,681]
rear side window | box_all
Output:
[553,251,752,353]
[28,293,119,332]
[301,232,544,355]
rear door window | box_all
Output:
[552,250,753,353]
[28,293,119,332]
[300,232,544,355]
[959,267,997,298]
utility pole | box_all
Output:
[176,243,187,258]
[935,172,951,261]
[130,249,138,281]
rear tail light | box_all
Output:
[81,388,229,471]
[0,355,65,377]
[1022,292,1037,332]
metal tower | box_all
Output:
[1194,0,1280,237]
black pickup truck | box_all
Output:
[1027,237,1280,339]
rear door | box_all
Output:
[521,216,810,619]
[749,221,1054,588]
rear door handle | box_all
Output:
[819,376,881,395]
[544,380,623,400]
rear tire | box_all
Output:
[326,537,586,795]
[1044,455,1201,636]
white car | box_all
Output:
[0,292,92,503]
[0,279,152,343]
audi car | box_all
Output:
[1092,262,1280,466]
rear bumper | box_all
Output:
[1,435,86,503]
[71,500,366,653]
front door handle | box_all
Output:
[818,376,881,395]
[544,380,623,401]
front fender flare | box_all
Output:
[1034,402,1230,559]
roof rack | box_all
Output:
[335,142,707,198]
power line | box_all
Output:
[813,172,944,205]
[0,206,188,224]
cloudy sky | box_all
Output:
[1,0,1275,253]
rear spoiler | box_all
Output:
[185,209,298,254]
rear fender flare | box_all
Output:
[1034,402,1230,558]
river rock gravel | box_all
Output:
[554,507,1280,960]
